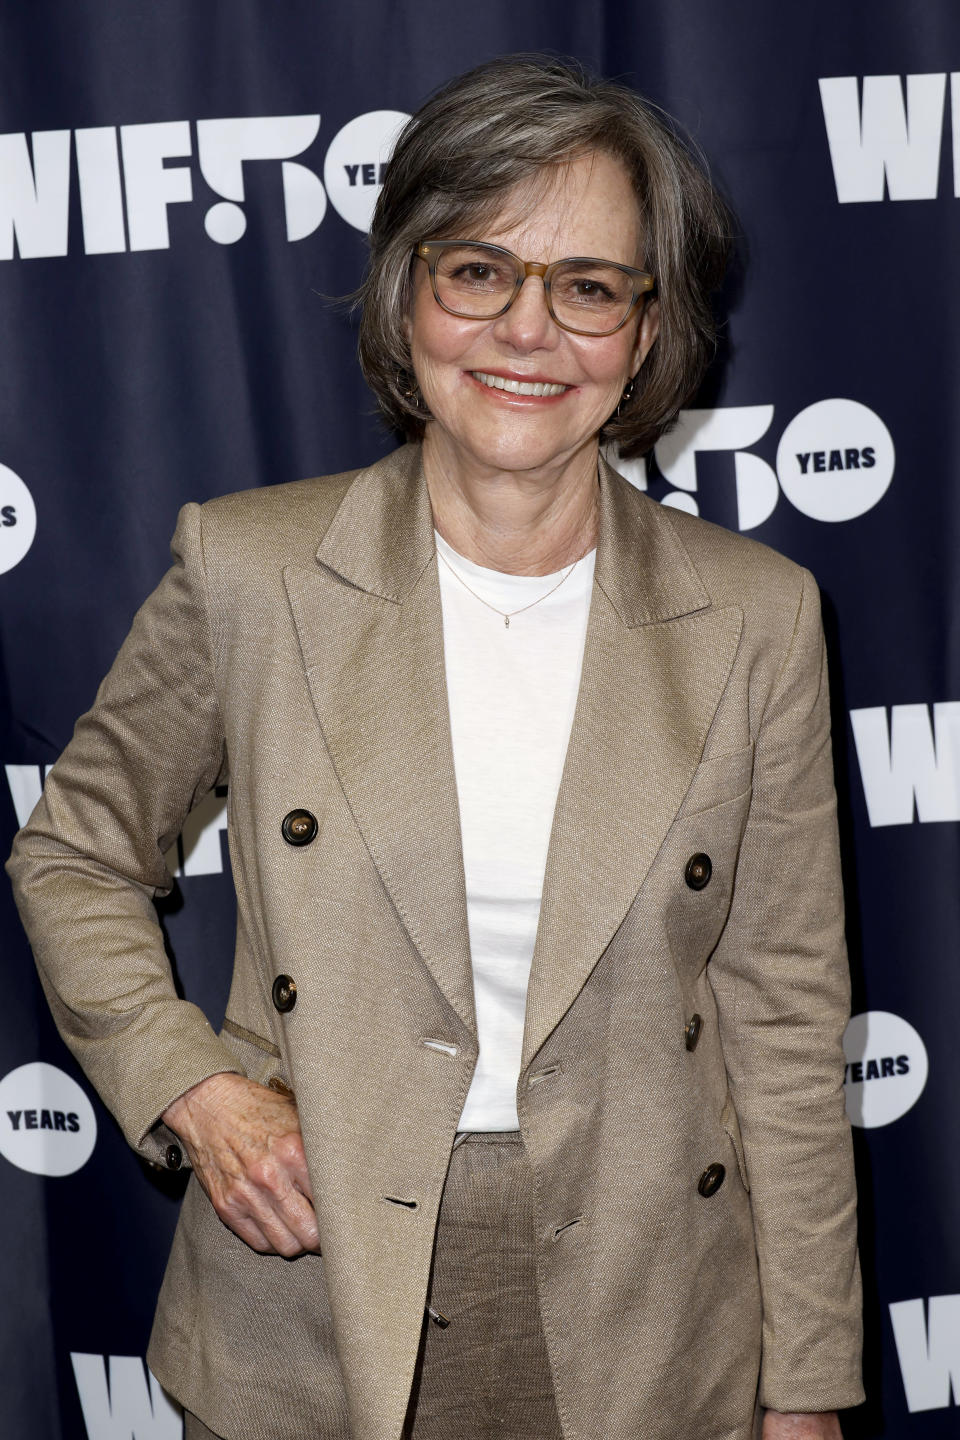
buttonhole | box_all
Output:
[529,1064,561,1087]
[421,1038,460,1057]
[553,1216,583,1239]
[384,1196,419,1209]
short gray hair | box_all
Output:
[357,54,733,458]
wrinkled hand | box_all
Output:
[162,1072,319,1257]
[764,1412,842,1439]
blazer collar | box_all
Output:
[315,442,711,627]
[315,443,436,602]
[594,451,710,625]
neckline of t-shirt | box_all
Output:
[434,530,596,600]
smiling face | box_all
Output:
[407,150,659,483]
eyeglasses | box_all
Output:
[415,240,655,337]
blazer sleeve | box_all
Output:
[708,568,864,1412]
[6,502,242,1167]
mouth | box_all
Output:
[470,371,571,398]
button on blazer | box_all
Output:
[7,443,863,1440]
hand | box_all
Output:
[763,1412,842,1440]
[162,1072,320,1257]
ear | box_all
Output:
[629,297,660,377]
[404,251,430,346]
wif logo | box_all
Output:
[842,1012,928,1128]
[0,109,409,258]
[0,1062,97,1175]
[616,397,893,530]
[71,1355,181,1439]
[889,1296,960,1412]
[0,462,36,574]
[850,702,960,826]
[820,73,960,202]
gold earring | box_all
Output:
[614,376,636,418]
[398,370,425,411]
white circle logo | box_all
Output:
[0,1062,97,1175]
[323,109,410,232]
[776,399,893,521]
[843,1011,927,1128]
[0,463,37,574]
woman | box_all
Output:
[8,55,862,1440]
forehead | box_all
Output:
[466,151,642,265]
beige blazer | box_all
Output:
[8,444,863,1440]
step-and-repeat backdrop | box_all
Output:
[2,4,958,1436]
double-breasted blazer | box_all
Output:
[8,443,863,1440]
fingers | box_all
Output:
[241,1146,321,1254]
[222,1206,302,1257]
[165,1073,321,1257]
[278,1131,316,1203]
[208,1152,320,1256]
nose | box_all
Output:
[491,274,560,351]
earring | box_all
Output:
[614,376,636,418]
[398,370,425,411]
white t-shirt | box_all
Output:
[435,531,595,1130]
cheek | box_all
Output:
[576,334,640,390]
[409,294,473,376]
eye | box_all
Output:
[558,274,620,305]
[452,261,499,287]
[572,278,616,301]
[436,245,514,294]
[551,262,633,309]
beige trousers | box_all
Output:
[184,1131,563,1440]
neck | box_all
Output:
[422,428,600,576]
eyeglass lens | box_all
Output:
[432,243,637,334]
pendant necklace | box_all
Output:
[436,545,582,628]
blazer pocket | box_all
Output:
[220,1016,287,1088]
[679,743,754,818]
[720,1097,750,1192]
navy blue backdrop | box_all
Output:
[2,3,958,1436]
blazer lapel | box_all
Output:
[283,446,476,1034]
[522,461,743,1066]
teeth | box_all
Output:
[471,372,568,397]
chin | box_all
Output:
[479,439,577,474]
[437,413,601,475]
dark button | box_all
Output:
[272,974,298,1013]
[698,1162,726,1197]
[684,1013,703,1051]
[281,809,318,846]
[165,1143,183,1171]
[685,853,712,890]
[267,1076,294,1098]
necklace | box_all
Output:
[436,545,582,628]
